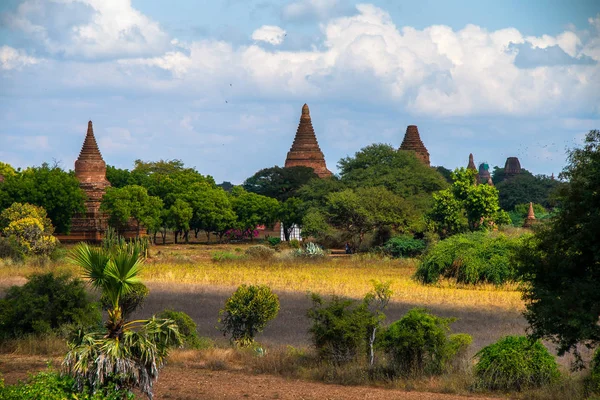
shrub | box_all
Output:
[288,239,301,249]
[0,203,57,256]
[266,236,281,246]
[587,347,600,394]
[244,245,275,260]
[381,308,471,376]
[100,282,149,319]
[219,285,280,346]
[211,250,245,262]
[0,273,101,338]
[415,231,528,285]
[0,369,133,400]
[383,235,426,258]
[0,236,25,261]
[307,293,375,364]
[474,335,559,391]
[158,310,208,349]
[293,242,326,258]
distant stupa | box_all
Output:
[284,104,332,178]
[478,162,493,186]
[467,153,477,171]
[399,125,430,166]
[523,202,536,227]
[504,157,522,177]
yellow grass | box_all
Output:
[0,244,523,312]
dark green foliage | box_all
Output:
[158,310,207,349]
[219,285,280,346]
[243,166,318,201]
[0,369,134,400]
[508,203,550,226]
[383,235,426,258]
[518,130,600,360]
[100,283,149,319]
[105,165,133,188]
[266,236,281,246]
[493,168,560,210]
[435,166,453,184]
[0,163,85,234]
[0,273,100,338]
[587,348,600,394]
[474,335,559,391]
[381,308,471,376]
[244,245,275,260]
[307,294,376,364]
[0,236,25,261]
[415,231,527,285]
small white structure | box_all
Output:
[280,223,302,241]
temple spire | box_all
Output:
[78,121,104,161]
[523,202,536,227]
[399,125,430,166]
[467,153,477,171]
[284,103,332,178]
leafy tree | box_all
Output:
[278,197,306,241]
[65,244,182,398]
[493,169,561,210]
[338,144,447,211]
[165,199,193,243]
[518,130,600,365]
[231,189,279,238]
[297,176,345,210]
[243,166,318,201]
[0,161,17,177]
[300,208,332,240]
[429,168,510,236]
[325,186,414,247]
[217,181,234,192]
[0,163,85,234]
[185,186,236,243]
[106,165,133,188]
[100,185,163,237]
[0,203,57,256]
[434,166,453,184]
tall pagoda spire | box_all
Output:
[77,121,104,161]
[399,125,430,166]
[284,104,332,178]
[467,153,477,171]
[523,202,536,227]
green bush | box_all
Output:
[293,242,326,258]
[244,245,275,260]
[0,273,101,338]
[587,347,600,394]
[474,335,559,391]
[158,310,209,349]
[0,236,25,261]
[381,308,471,376]
[100,282,149,319]
[211,250,245,262]
[266,237,281,246]
[415,231,528,285]
[288,239,301,249]
[0,369,133,400]
[383,235,426,258]
[219,285,280,346]
[307,294,375,364]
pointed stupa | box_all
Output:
[284,104,332,178]
[523,202,536,227]
[399,125,430,166]
[75,121,109,185]
[467,153,477,171]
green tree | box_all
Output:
[0,163,85,234]
[185,186,236,242]
[166,199,193,243]
[518,130,600,366]
[231,189,279,238]
[65,244,182,397]
[278,197,306,241]
[100,185,163,237]
[106,165,133,188]
[243,166,318,201]
[493,169,561,210]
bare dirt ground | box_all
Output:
[0,356,501,400]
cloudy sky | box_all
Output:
[1,0,599,183]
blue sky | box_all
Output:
[1,0,599,184]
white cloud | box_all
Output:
[251,25,287,45]
[0,46,40,70]
[4,0,170,59]
[282,0,344,21]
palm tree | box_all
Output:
[64,243,181,399]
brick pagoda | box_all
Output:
[504,157,522,177]
[64,121,110,242]
[478,162,493,186]
[467,153,477,172]
[523,202,536,227]
[399,125,430,166]
[284,104,332,178]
